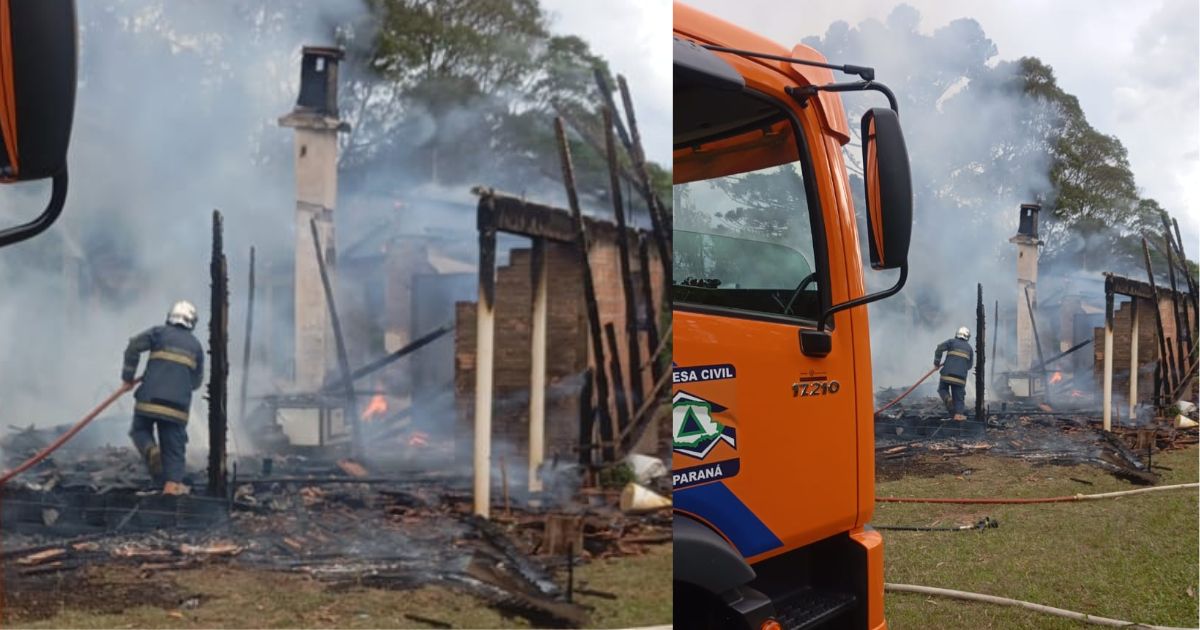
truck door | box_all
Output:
[672,90,858,561]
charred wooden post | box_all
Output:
[321,324,452,392]
[638,236,662,384]
[1128,298,1140,422]
[1171,217,1199,317]
[593,69,632,151]
[555,117,615,462]
[578,367,595,466]
[617,75,671,277]
[1142,238,1173,404]
[604,322,632,441]
[1164,215,1196,358]
[1163,233,1189,385]
[603,107,645,414]
[528,238,548,493]
[975,284,985,421]
[310,218,360,459]
[990,299,999,386]
[238,246,256,424]
[474,196,498,517]
[207,210,229,498]
[1024,284,1050,403]
[1102,279,1114,432]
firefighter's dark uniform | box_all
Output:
[122,324,204,485]
[934,337,973,416]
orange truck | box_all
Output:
[672,4,913,628]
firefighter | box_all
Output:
[122,300,204,495]
[934,326,974,420]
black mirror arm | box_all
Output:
[787,81,899,114]
[816,263,907,332]
[0,169,68,249]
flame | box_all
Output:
[408,431,429,448]
[1049,371,1063,384]
[362,394,388,422]
[1070,390,1085,399]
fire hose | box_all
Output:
[885,584,1197,629]
[0,380,139,485]
[873,516,999,532]
[875,365,939,415]
[877,482,1200,504]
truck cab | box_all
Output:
[672,4,913,629]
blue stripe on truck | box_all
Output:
[675,481,782,557]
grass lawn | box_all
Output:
[876,446,1199,629]
[2,544,671,629]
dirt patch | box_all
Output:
[2,566,194,624]
[876,454,968,481]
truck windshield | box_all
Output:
[673,159,821,320]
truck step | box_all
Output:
[774,589,856,630]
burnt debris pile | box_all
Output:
[1,437,669,629]
[875,394,1197,484]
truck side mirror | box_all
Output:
[860,107,912,270]
[0,0,78,248]
[801,107,912,358]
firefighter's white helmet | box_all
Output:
[167,300,198,330]
[956,326,971,341]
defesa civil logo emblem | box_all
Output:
[672,391,736,459]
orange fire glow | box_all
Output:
[1070,389,1086,399]
[362,394,388,421]
[408,431,430,448]
[1049,371,1063,384]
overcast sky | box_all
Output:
[540,0,672,167]
[682,0,1200,248]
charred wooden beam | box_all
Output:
[604,107,645,414]
[1141,239,1174,406]
[578,367,594,466]
[975,284,985,421]
[604,322,632,442]
[207,211,229,498]
[617,75,671,276]
[1023,284,1050,403]
[1170,217,1199,314]
[555,117,615,463]
[1032,339,1093,371]
[310,217,360,459]
[593,69,632,151]
[1105,272,1188,303]
[1163,232,1190,385]
[638,235,662,384]
[238,246,256,425]
[618,367,671,451]
[990,299,998,387]
[321,324,452,393]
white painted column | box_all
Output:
[528,239,548,493]
[1128,299,1139,423]
[474,214,497,518]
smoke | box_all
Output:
[799,8,1066,391]
[0,0,655,482]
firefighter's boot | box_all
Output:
[143,444,163,478]
[162,481,189,495]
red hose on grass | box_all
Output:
[877,483,1200,504]
[0,380,139,485]
[875,365,940,415]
